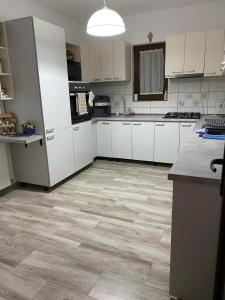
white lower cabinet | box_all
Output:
[46,127,75,186]
[179,123,196,153]
[73,121,94,172]
[132,122,154,161]
[154,122,180,164]
[112,121,132,159]
[0,144,11,190]
[97,121,112,157]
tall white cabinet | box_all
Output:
[5,17,74,187]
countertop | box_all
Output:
[92,114,198,123]
[168,117,224,185]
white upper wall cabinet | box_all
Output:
[184,31,206,75]
[165,33,185,77]
[89,44,102,82]
[204,29,225,77]
[88,41,130,83]
[113,41,130,81]
[101,43,113,81]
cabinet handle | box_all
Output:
[93,78,100,82]
[113,77,123,80]
[181,124,192,127]
[46,128,54,134]
[185,70,196,73]
[133,123,142,126]
[104,77,112,80]
[47,135,55,141]
[172,71,183,74]
[102,122,110,125]
[155,123,165,126]
[73,127,79,131]
[123,122,131,125]
[205,71,216,75]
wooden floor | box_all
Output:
[0,159,172,300]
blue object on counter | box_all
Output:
[203,133,225,140]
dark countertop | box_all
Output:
[92,114,198,123]
[168,117,224,185]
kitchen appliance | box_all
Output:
[92,95,111,117]
[203,118,225,135]
[164,112,201,119]
[210,146,225,299]
[69,82,92,124]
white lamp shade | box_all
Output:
[87,7,125,37]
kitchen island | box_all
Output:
[168,117,224,300]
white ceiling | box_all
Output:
[28,0,220,23]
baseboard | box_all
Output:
[0,182,20,197]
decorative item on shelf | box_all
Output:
[148,32,153,43]
[0,112,17,135]
[22,121,35,136]
[1,88,9,99]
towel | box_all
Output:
[88,91,95,107]
[76,93,88,116]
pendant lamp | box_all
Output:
[86,0,125,37]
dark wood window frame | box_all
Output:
[133,42,167,101]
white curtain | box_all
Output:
[139,49,164,95]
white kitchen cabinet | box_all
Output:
[112,121,132,159]
[80,43,90,82]
[89,44,102,82]
[73,121,94,172]
[92,121,98,159]
[101,43,113,81]
[132,122,154,161]
[179,122,196,153]
[154,122,179,164]
[97,121,112,157]
[113,41,130,81]
[165,33,186,77]
[33,18,71,132]
[6,17,74,187]
[204,29,225,77]
[184,31,206,75]
[0,144,11,190]
[46,127,75,186]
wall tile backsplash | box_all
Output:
[91,76,225,115]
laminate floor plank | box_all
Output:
[0,159,172,300]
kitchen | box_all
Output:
[0,0,225,299]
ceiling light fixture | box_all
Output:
[86,0,126,37]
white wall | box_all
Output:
[0,0,81,43]
[87,0,225,115]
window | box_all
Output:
[133,42,167,101]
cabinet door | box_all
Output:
[113,41,126,81]
[92,122,97,159]
[101,43,113,81]
[80,43,90,82]
[132,122,154,161]
[46,127,75,186]
[73,121,94,172]
[165,33,185,77]
[97,121,112,157]
[154,122,179,164]
[179,123,195,153]
[112,121,132,159]
[89,44,102,82]
[0,143,11,190]
[204,29,225,77]
[184,31,206,75]
[33,18,71,131]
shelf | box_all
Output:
[0,134,43,146]
[0,73,11,76]
[0,98,13,101]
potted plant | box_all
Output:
[23,121,35,136]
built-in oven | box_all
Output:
[69,82,92,124]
